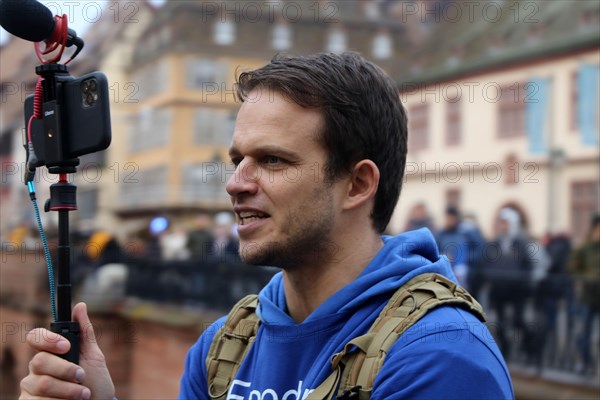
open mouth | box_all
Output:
[238,211,270,226]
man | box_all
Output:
[404,201,436,233]
[20,53,512,399]
[485,207,536,361]
[569,214,600,374]
[187,212,214,261]
[210,212,239,260]
[435,207,485,289]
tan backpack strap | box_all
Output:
[206,294,260,400]
[310,273,486,400]
[305,335,374,400]
[341,273,486,399]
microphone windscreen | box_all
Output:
[0,0,55,42]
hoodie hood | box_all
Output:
[257,228,456,326]
[499,207,521,239]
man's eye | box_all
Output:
[264,156,281,165]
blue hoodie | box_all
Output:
[180,229,514,399]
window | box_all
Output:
[372,32,392,60]
[526,23,545,46]
[445,99,462,146]
[504,154,519,185]
[488,34,505,57]
[446,46,464,68]
[186,58,228,89]
[272,24,292,51]
[182,162,229,203]
[327,29,347,54]
[497,84,525,137]
[214,20,235,45]
[78,188,98,220]
[194,108,233,146]
[408,104,429,152]
[364,2,380,19]
[131,60,168,102]
[129,107,171,153]
[571,181,600,244]
[571,70,579,131]
[579,9,600,33]
[120,166,168,207]
[575,64,600,146]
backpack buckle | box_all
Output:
[338,385,361,399]
[223,331,250,344]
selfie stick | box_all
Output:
[1,0,86,365]
[48,174,80,365]
[48,173,80,365]
[34,64,81,365]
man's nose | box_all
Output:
[226,160,260,197]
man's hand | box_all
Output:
[20,302,115,400]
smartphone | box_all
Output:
[24,71,112,167]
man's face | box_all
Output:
[226,89,343,268]
[413,204,426,220]
[497,219,509,236]
[445,214,459,229]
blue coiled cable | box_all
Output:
[27,181,57,322]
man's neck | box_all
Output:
[282,233,384,323]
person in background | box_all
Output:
[187,212,214,261]
[485,207,536,360]
[435,206,463,265]
[404,201,436,233]
[7,221,36,249]
[435,206,483,288]
[85,230,124,267]
[531,230,572,369]
[456,212,486,296]
[160,225,190,261]
[569,214,600,375]
[210,211,239,260]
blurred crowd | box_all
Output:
[4,210,240,265]
[2,211,242,307]
[4,206,599,377]
[122,211,241,263]
[61,211,236,267]
[406,203,600,376]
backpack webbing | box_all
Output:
[205,273,486,400]
[307,273,486,400]
[206,294,260,399]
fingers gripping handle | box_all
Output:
[50,321,80,364]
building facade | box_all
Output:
[115,0,420,234]
[390,0,600,243]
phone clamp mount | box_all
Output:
[28,62,81,365]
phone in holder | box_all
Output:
[24,71,112,167]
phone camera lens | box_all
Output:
[85,93,97,106]
[81,78,99,107]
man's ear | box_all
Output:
[343,159,380,211]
